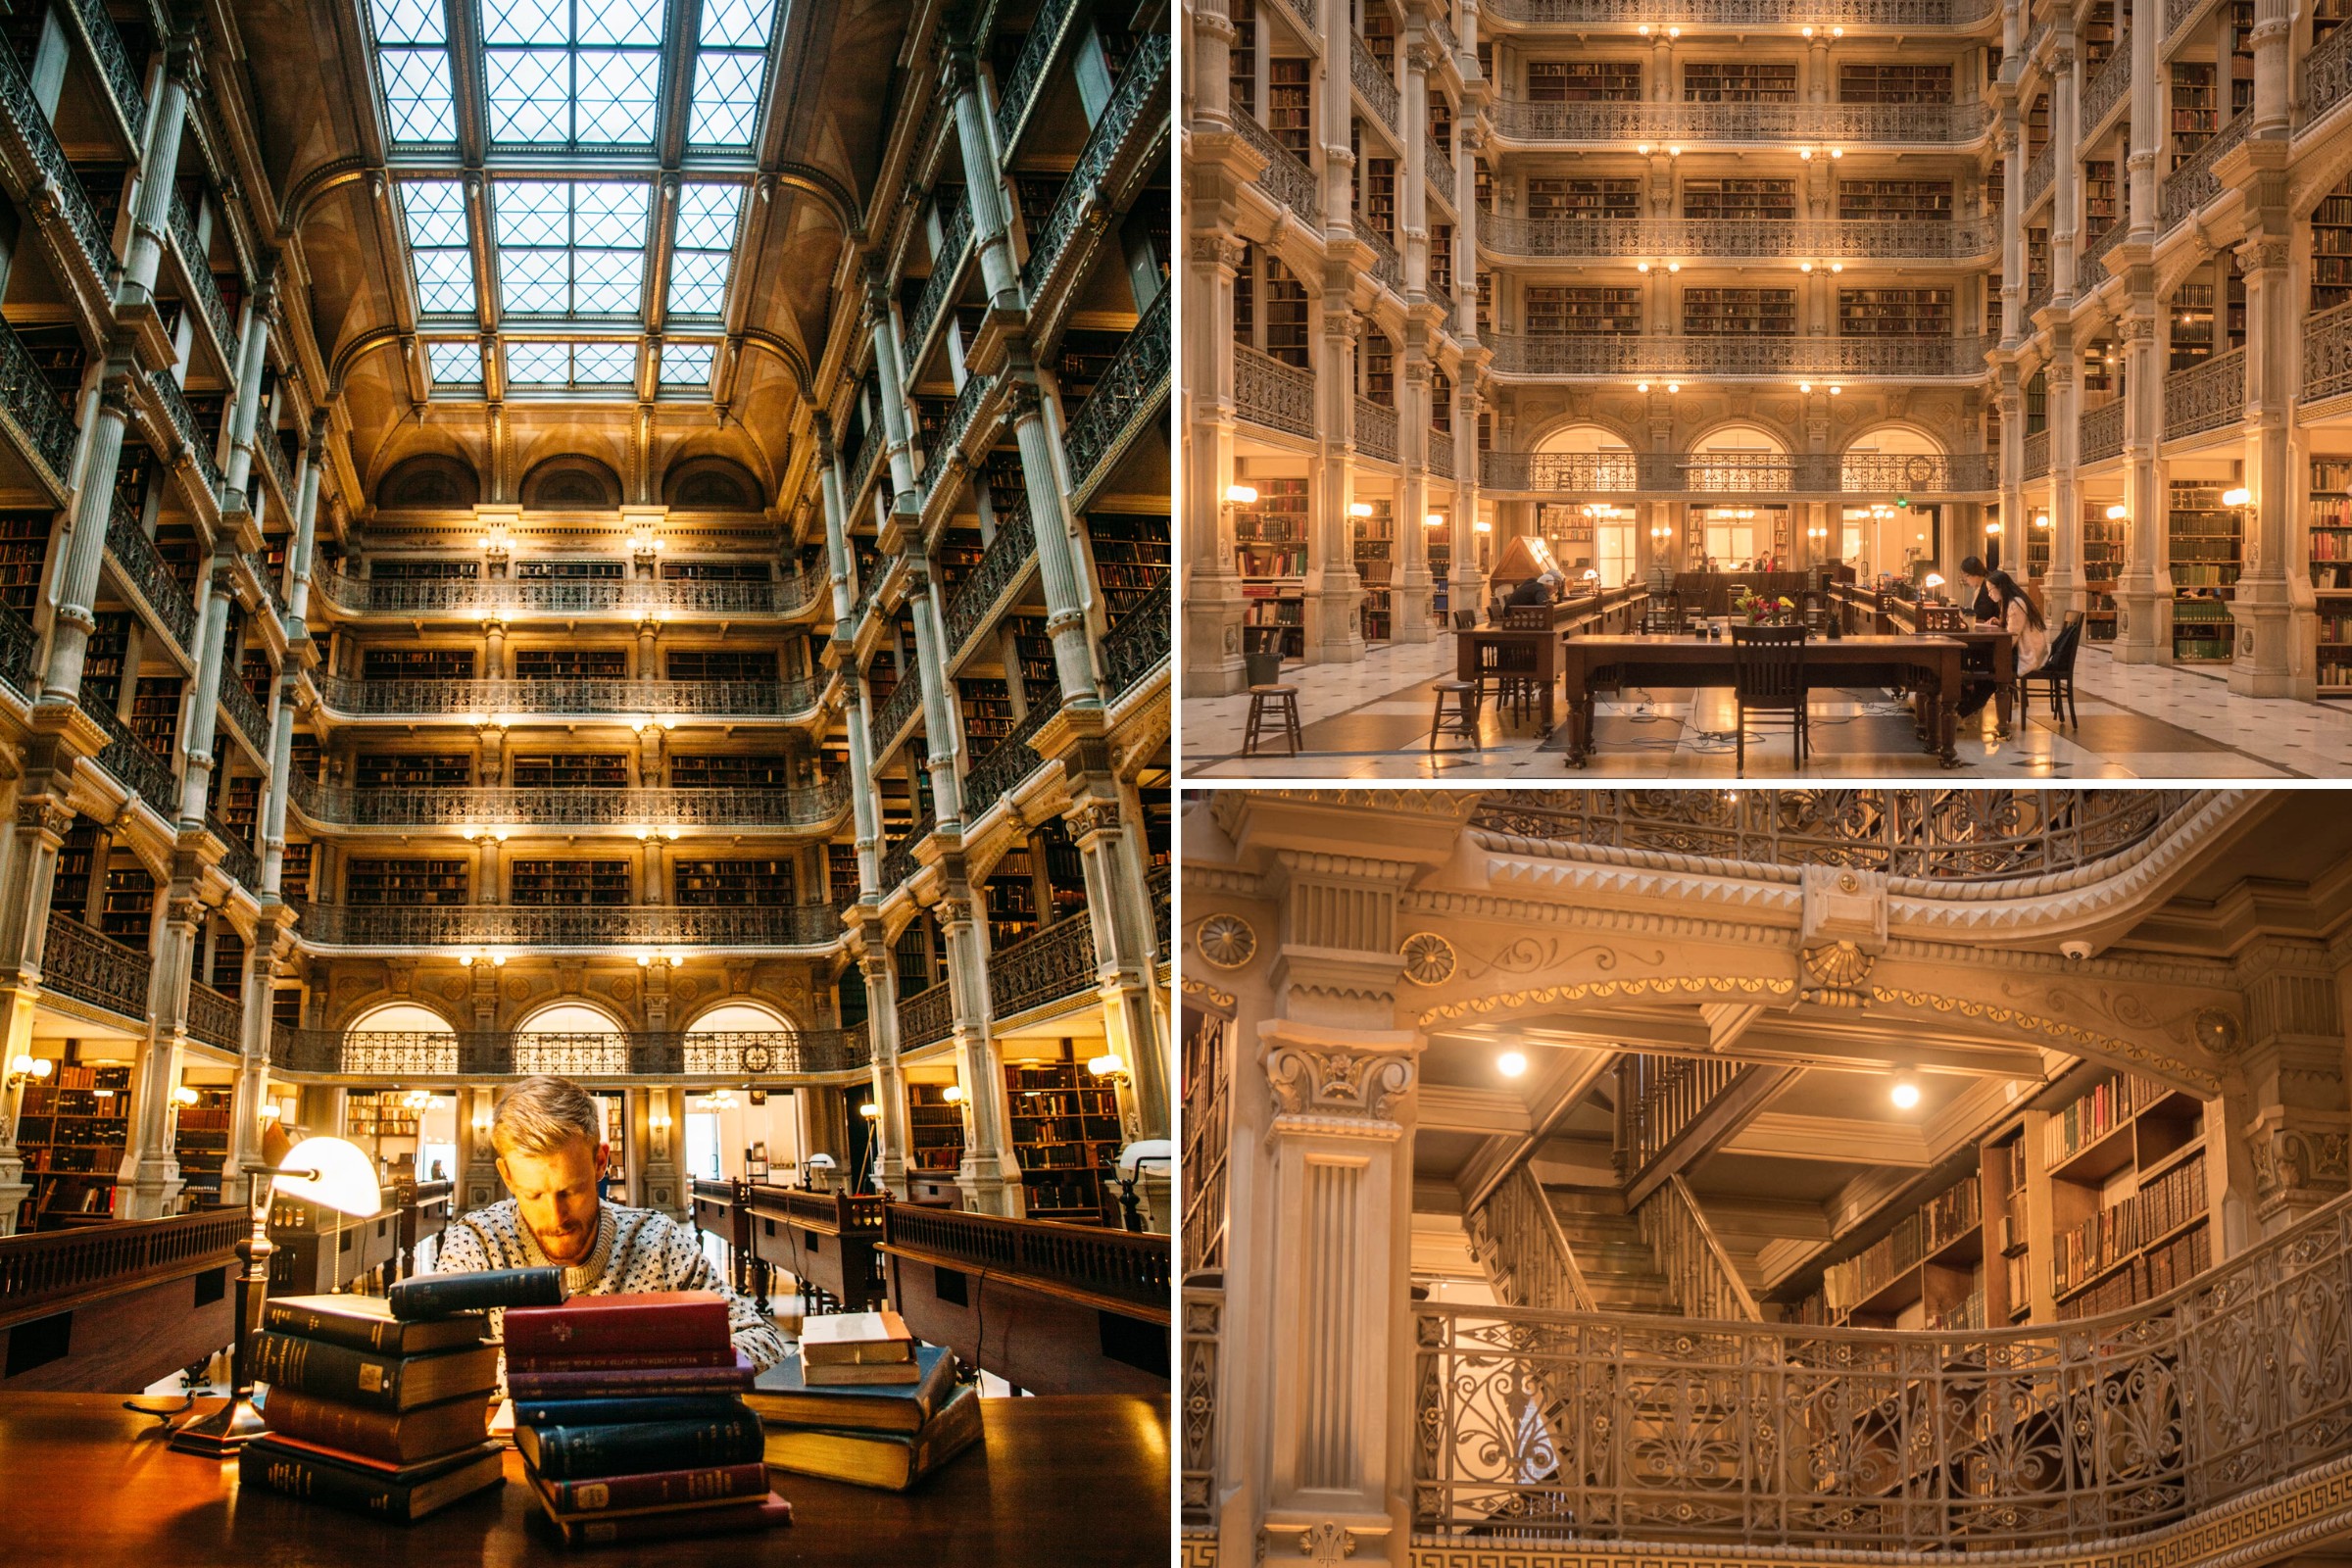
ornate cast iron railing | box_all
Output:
[311,566,818,616]
[1103,582,1170,697]
[0,600,36,699]
[1355,397,1399,463]
[1413,1184,2352,1550]
[1490,99,1988,143]
[2161,112,2250,228]
[1479,452,1996,496]
[151,370,225,497]
[0,1208,245,1324]
[2022,138,2056,212]
[2307,301,2352,404]
[41,912,150,1021]
[290,902,845,949]
[1468,789,2200,882]
[0,44,116,283]
[2080,398,2126,462]
[315,674,816,718]
[256,427,295,513]
[1480,216,1995,263]
[1064,287,1170,499]
[1426,135,1456,207]
[0,312,76,492]
[1182,1007,1230,1275]
[1624,1053,1744,1173]
[83,698,179,819]
[1182,1285,1221,1529]
[270,1026,870,1079]
[2308,20,2352,125]
[1481,0,1994,21]
[1464,1165,1598,1313]
[220,660,268,749]
[2023,427,2051,477]
[206,810,258,890]
[990,912,1098,1018]
[1431,430,1457,478]
[1022,31,1169,303]
[287,776,850,829]
[943,501,1034,657]
[186,980,242,1052]
[962,700,1054,819]
[850,421,887,504]
[106,498,197,651]
[242,550,284,621]
[2082,40,2132,139]
[1351,33,1399,130]
[993,0,1081,157]
[168,197,235,363]
[897,978,954,1049]
[1150,861,1171,958]
[1488,334,1989,379]
[2166,347,2244,440]
[1234,343,1316,438]
[880,806,934,890]
[905,195,972,362]
[881,1201,1169,1311]
[919,370,994,504]
[871,670,923,755]
[1633,1173,1763,1323]
[1361,224,1403,292]
[64,0,146,135]
[1233,113,1320,226]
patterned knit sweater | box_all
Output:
[433,1199,789,1373]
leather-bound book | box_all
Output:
[514,1405,766,1481]
[250,1334,500,1413]
[505,1353,757,1402]
[387,1266,564,1321]
[799,1309,916,1366]
[505,1291,730,1355]
[537,1492,793,1546]
[262,1295,488,1357]
[526,1458,772,1515]
[262,1387,492,1465]
[238,1437,506,1521]
[512,1393,748,1428]
[747,1345,958,1435]
[760,1383,985,1492]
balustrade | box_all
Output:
[1354,397,1399,462]
[993,0,1080,156]
[41,912,149,1021]
[286,776,849,829]
[64,0,146,133]
[962,702,1054,819]
[1482,0,1994,19]
[1232,113,1319,226]
[0,44,116,283]
[1490,98,1988,143]
[1350,34,1399,130]
[150,371,224,496]
[1632,1173,1762,1322]
[291,901,845,949]
[206,810,257,889]
[2022,139,2056,211]
[1479,450,1997,495]
[1430,432,1456,478]
[1488,333,1988,378]
[2082,41,2131,138]
[904,196,972,361]
[0,1210,246,1324]
[2161,113,2250,228]
[186,980,241,1052]
[1479,215,1995,262]
[1150,862,1170,957]
[168,197,235,362]
[880,808,934,889]
[1425,137,1455,207]
[0,602,35,698]
[2166,347,2245,440]
[1063,286,1170,498]
[315,674,816,718]
[2024,427,2051,477]
[990,912,1099,1018]
[897,978,954,1048]
[919,371,993,504]
[1360,224,1402,292]
[870,671,923,753]
[1625,1053,1744,1171]
[0,314,77,493]
[2307,302,2352,404]
[943,501,1036,655]
[105,497,197,651]
[2080,398,2126,462]
[269,1026,868,1079]
[1102,582,1170,697]
[83,699,178,818]
[312,567,818,617]
[2311,20,2352,124]
[1233,343,1316,438]
[1022,32,1168,301]
[1462,1164,1596,1311]
[880,1201,1169,1311]
[219,661,268,747]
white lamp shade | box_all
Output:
[274,1136,382,1217]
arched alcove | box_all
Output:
[662,456,764,511]
[514,1001,628,1076]
[518,455,624,510]
[376,454,481,510]
[344,1002,459,1075]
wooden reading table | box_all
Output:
[1454,589,1650,732]
[1552,634,1971,767]
[0,1392,1168,1567]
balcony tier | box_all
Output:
[287,778,852,831]
[289,901,847,952]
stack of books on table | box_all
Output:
[751,1309,984,1491]
[508,1291,792,1546]
[239,1293,506,1520]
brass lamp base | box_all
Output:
[167,1396,270,1456]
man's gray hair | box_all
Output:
[490,1075,604,1158]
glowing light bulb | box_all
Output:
[1890,1073,1922,1110]
[1498,1052,1528,1078]
[1225,483,1259,505]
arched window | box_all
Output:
[662,456,762,511]
[377,455,481,510]
[514,1002,628,1076]
[518,456,623,510]
[343,1003,458,1075]
[683,1001,798,1075]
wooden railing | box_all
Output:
[0,1207,247,1327]
[880,1201,1170,1314]
[1633,1172,1763,1322]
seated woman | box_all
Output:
[1956,568,2050,723]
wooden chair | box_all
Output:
[1428,680,1481,753]
[2019,611,2084,728]
[1451,608,1479,632]
[1242,685,1304,756]
[1730,624,1809,774]
[1470,636,1544,723]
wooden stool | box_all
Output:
[1430,679,1481,752]
[1243,684,1303,756]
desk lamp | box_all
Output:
[170,1133,380,1456]
[1112,1140,1174,1234]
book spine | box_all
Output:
[262,1390,404,1463]
[506,1299,730,1355]
[529,1413,767,1482]
[388,1266,564,1320]
[507,1348,737,1373]
[240,1444,416,1519]
[543,1461,771,1513]
[557,1496,784,1544]
[250,1332,403,1411]
[259,1304,402,1355]
[506,1363,753,1401]
[514,1395,746,1428]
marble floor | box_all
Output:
[1181,638,2347,779]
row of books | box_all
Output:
[1820,1173,1981,1313]
[2043,1071,2164,1168]
[1925,1288,1986,1334]
[2056,1224,2212,1321]
[2051,1152,2207,1298]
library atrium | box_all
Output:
[1179,787,2352,1568]
[1178,0,2352,777]
[0,0,1174,1534]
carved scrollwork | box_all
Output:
[1266,1040,1415,1124]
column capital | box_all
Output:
[1256,1019,1423,1139]
[1189,233,1248,274]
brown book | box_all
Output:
[263,1387,492,1465]
[800,1357,926,1387]
[747,1345,957,1434]
[506,1347,739,1373]
[262,1295,487,1357]
[538,1492,793,1545]
[799,1309,915,1365]
[251,1333,501,1412]
[760,1383,984,1492]
[525,1459,771,1516]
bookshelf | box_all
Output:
[671,752,796,787]
[828,842,859,908]
[664,649,775,681]
[2082,501,2125,640]
[1683,62,1796,102]
[2316,179,2352,314]
[1524,60,1642,101]
[1526,286,1642,336]
[662,560,770,582]
[15,1063,132,1226]
[1838,62,1953,103]
[82,612,130,711]
[54,824,97,924]
[1988,1130,2033,1322]
[983,845,1044,948]
[1004,1061,1124,1223]
[906,1082,965,1174]
[1237,475,1307,659]
[1836,180,1954,222]
[360,648,477,681]
[514,649,628,679]
[2168,480,2240,661]
[1526,177,1640,218]
[2040,1069,2210,1321]
[355,754,471,787]
[1814,1169,1985,1331]
[510,753,630,788]
[1354,499,1394,642]
[172,1087,232,1205]
[2171,62,2218,168]
[100,865,154,942]
[1088,514,1170,616]
[130,676,181,756]
[345,858,469,905]
[2083,162,2119,235]
[1684,289,1796,336]
[369,559,480,581]
[673,858,797,906]
[514,559,622,580]
[1682,179,1795,221]
[1429,524,1451,623]
[2312,459,2352,695]
[0,512,46,614]
[1838,288,1952,336]
[510,859,632,905]
[1008,615,1056,706]
[346,1091,420,1139]
[281,841,311,902]
[957,676,1016,749]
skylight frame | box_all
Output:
[367,0,460,146]
[665,182,746,320]
[491,178,656,321]
[504,337,643,393]
[478,0,670,153]
[658,338,717,390]
[685,0,779,148]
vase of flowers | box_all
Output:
[1735,589,1797,625]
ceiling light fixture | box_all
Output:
[1497,1051,1528,1078]
[1890,1071,1922,1110]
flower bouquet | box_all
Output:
[1735,589,1797,625]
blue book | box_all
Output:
[513,1393,750,1429]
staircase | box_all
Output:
[1544,1187,1684,1314]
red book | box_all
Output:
[506,1347,739,1373]
[528,1459,771,1515]
[505,1353,756,1401]
[505,1292,731,1356]
[542,1492,792,1546]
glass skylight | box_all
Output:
[427,340,482,383]
[689,0,775,145]
[506,340,638,389]
[667,184,744,317]
[660,340,715,385]
[399,181,477,315]
[368,0,456,142]
[494,180,652,317]
[482,0,664,147]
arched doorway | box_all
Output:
[682,1004,808,1185]
[514,1003,629,1193]
[1532,425,1638,585]
[1842,427,1947,576]
[341,1004,460,1186]
[1688,426,1791,566]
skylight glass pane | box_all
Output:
[661,341,715,385]
[698,0,771,47]
[576,49,662,141]
[666,183,742,318]
[369,0,454,142]
[482,0,662,147]
[572,341,637,383]
[506,341,569,384]
[688,51,764,145]
[579,0,663,47]
[398,181,476,316]
[493,181,649,318]
[484,48,568,142]
[428,341,481,382]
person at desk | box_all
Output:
[1957,556,1997,620]
[431,1073,790,1372]
[1957,568,2049,722]
[1504,569,1561,609]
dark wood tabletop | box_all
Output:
[0,1392,1169,1566]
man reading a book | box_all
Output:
[432,1074,789,1372]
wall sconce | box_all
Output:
[627,534,662,559]
[857,1101,879,1121]
[942,1084,966,1105]
[1223,483,1258,506]
[2034,513,2051,530]
[702,1088,737,1110]
[1665,382,1682,394]
[1348,501,1374,517]
[467,949,507,968]
[6,1054,52,1089]
[477,532,512,559]
[1087,1053,1132,1087]
[402,1089,432,1112]
[259,1102,282,1123]
[2106,504,2130,520]
[1473,519,1493,534]
[2223,487,2251,507]
[172,1085,200,1106]
[1424,513,1445,528]
[1985,519,2003,537]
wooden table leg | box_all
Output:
[1936,656,1962,766]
